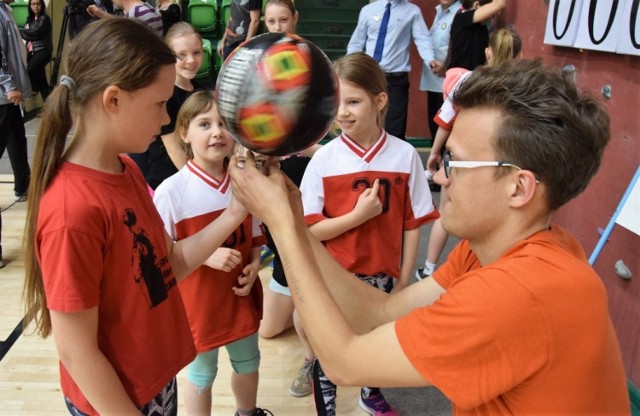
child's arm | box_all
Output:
[233,246,261,296]
[166,196,248,281]
[472,0,507,23]
[393,228,420,293]
[426,127,451,173]
[309,179,382,242]
[50,308,141,415]
[246,8,261,41]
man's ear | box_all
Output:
[509,170,539,208]
[102,85,121,113]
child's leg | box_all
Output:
[357,273,398,415]
[426,189,450,269]
[185,349,220,416]
[259,278,294,339]
[312,359,337,416]
[227,332,261,414]
[293,308,315,362]
[289,308,315,397]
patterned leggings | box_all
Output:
[312,273,394,416]
[64,377,178,416]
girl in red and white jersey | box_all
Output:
[153,91,270,416]
[300,52,438,416]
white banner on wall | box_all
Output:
[544,0,640,57]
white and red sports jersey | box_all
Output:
[434,68,472,131]
[301,131,439,278]
[154,160,265,352]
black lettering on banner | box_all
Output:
[588,0,620,45]
[631,0,640,48]
[553,0,577,40]
[352,177,391,213]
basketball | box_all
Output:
[215,32,338,156]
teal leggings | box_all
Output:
[187,332,260,387]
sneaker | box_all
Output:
[14,192,27,202]
[414,267,429,281]
[359,391,399,416]
[289,359,313,397]
[234,408,274,416]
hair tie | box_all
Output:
[59,75,76,92]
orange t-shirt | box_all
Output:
[395,225,629,415]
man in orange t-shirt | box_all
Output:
[228,59,630,415]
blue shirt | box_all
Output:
[347,0,434,73]
[420,0,461,92]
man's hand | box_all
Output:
[204,247,242,272]
[6,90,22,105]
[228,153,302,230]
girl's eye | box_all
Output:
[194,50,202,57]
[176,53,187,60]
[199,122,211,128]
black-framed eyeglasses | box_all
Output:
[442,150,534,180]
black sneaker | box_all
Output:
[414,268,429,281]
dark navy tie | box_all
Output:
[373,2,391,62]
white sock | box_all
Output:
[424,261,437,276]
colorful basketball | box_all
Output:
[215,32,338,156]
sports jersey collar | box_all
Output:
[340,131,387,163]
[187,160,230,193]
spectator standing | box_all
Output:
[157,0,180,36]
[347,0,435,141]
[88,0,163,36]
[442,0,506,72]
[217,0,261,59]
[19,0,52,102]
[0,0,32,203]
[419,0,460,141]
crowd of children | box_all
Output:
[15,1,619,416]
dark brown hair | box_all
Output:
[454,59,610,211]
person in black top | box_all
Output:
[441,0,506,72]
[19,0,52,101]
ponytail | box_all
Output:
[23,83,74,336]
[486,27,522,68]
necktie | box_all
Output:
[373,2,391,63]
